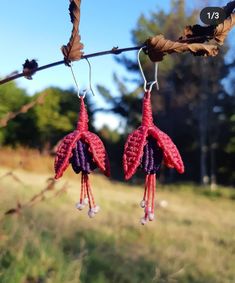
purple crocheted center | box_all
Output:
[70,140,97,174]
[141,137,163,175]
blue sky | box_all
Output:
[0,0,233,129]
[0,0,171,95]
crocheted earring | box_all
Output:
[123,49,184,225]
[54,65,110,218]
[55,96,110,217]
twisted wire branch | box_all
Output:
[0,1,235,85]
[0,46,144,85]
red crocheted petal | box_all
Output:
[149,127,184,174]
[123,126,148,180]
[54,131,81,179]
[81,131,110,177]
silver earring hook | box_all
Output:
[70,64,80,97]
[85,58,95,97]
[69,59,95,99]
[137,48,159,92]
[154,62,159,91]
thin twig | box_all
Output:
[4,179,69,216]
[1,0,235,86]
[0,45,144,86]
[0,38,211,86]
[0,171,25,186]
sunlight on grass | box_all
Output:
[0,150,235,283]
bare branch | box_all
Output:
[0,46,144,86]
[4,179,69,216]
[0,92,48,128]
[0,1,235,84]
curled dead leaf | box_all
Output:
[223,1,235,17]
[215,13,235,44]
[145,35,218,62]
[181,25,215,43]
[179,2,235,45]
[22,59,38,80]
[62,0,84,62]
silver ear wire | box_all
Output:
[69,58,95,98]
[154,63,159,91]
[85,58,95,97]
[138,48,147,91]
[70,64,80,97]
[137,48,159,92]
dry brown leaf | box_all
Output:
[178,2,235,46]
[22,59,38,80]
[223,0,235,17]
[146,35,218,62]
[181,14,235,45]
[61,0,84,62]
[181,25,215,43]
[215,13,235,44]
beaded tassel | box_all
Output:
[123,90,184,224]
[54,97,110,217]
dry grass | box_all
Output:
[0,147,53,174]
[0,148,235,283]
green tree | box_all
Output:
[0,81,32,145]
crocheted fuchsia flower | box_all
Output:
[54,97,110,218]
[123,91,184,224]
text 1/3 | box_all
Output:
[207,12,219,20]
[200,7,226,25]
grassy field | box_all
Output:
[0,149,235,283]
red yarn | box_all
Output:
[54,96,110,218]
[76,97,89,132]
[123,90,184,224]
[55,97,110,179]
[141,90,154,127]
[123,127,148,180]
[143,174,155,220]
[123,90,184,180]
[81,131,110,176]
[149,127,184,174]
[54,131,81,179]
[82,172,96,209]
